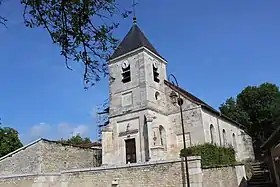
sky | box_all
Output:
[0,0,279,145]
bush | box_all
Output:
[180,143,236,167]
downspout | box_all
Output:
[217,111,222,146]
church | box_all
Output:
[102,20,255,166]
[0,19,256,187]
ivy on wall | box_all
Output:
[180,143,236,167]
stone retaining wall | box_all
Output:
[0,139,101,176]
[0,156,247,187]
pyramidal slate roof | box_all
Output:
[110,24,165,60]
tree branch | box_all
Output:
[21,0,131,89]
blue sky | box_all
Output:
[0,1,279,145]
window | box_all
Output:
[159,125,166,150]
[155,91,160,100]
[210,124,214,144]
[222,129,227,146]
[152,60,159,83]
[121,60,131,83]
[232,133,237,150]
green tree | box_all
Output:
[0,126,23,157]
[1,0,131,88]
[219,97,250,126]
[58,134,92,145]
[220,82,280,157]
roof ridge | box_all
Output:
[164,80,247,131]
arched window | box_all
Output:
[222,129,227,146]
[232,133,237,150]
[210,124,215,144]
[159,125,166,150]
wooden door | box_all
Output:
[125,138,136,164]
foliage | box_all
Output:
[58,134,92,145]
[96,98,109,142]
[0,0,7,27]
[18,0,131,88]
[180,143,236,167]
[0,126,23,157]
[220,83,280,144]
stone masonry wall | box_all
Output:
[0,139,101,176]
[40,140,101,172]
[202,166,238,187]
[0,157,202,187]
[0,141,41,176]
[0,156,246,187]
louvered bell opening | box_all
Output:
[153,66,159,83]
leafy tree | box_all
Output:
[219,97,250,126]
[58,134,92,145]
[20,0,131,88]
[1,0,131,88]
[0,126,23,157]
[220,82,280,158]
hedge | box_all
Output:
[180,143,236,167]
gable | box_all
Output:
[164,81,199,115]
[0,139,42,176]
[164,80,247,131]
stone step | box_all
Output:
[248,162,272,187]
[252,170,270,175]
[249,176,271,180]
[248,181,272,185]
[250,177,269,181]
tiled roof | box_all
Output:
[110,24,165,60]
[164,80,246,130]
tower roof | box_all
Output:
[110,24,165,60]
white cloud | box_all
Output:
[73,125,89,137]
[57,123,89,138]
[57,122,73,136]
[30,123,51,138]
[21,122,92,145]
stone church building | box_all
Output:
[0,21,255,187]
[102,22,255,166]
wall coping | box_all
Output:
[202,163,244,169]
[0,172,61,179]
[0,156,201,179]
[63,156,201,174]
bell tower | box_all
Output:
[108,22,167,117]
[102,19,168,165]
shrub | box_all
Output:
[180,143,236,167]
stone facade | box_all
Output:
[101,22,255,165]
[202,108,255,161]
[0,157,247,187]
[103,41,255,165]
[0,139,101,176]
